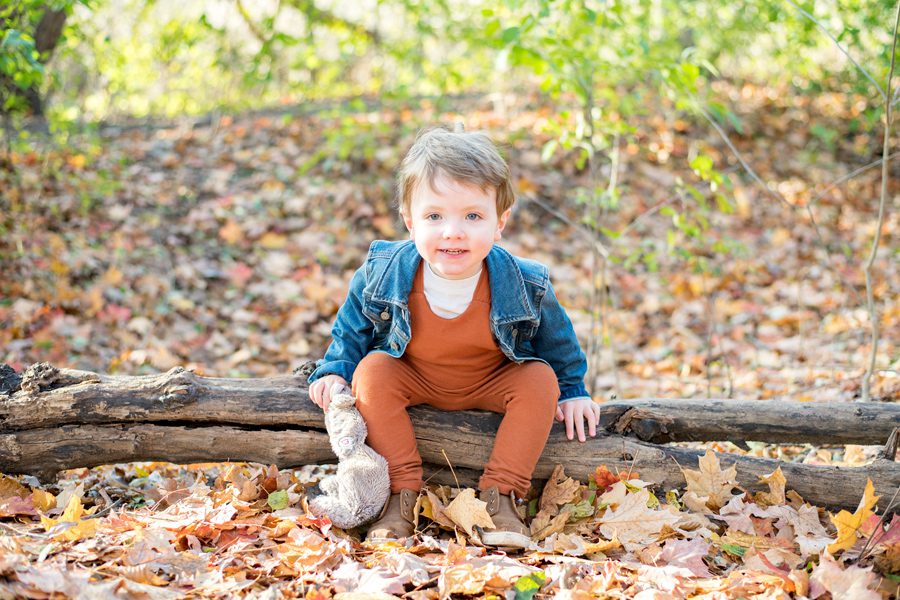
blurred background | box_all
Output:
[1,0,898,403]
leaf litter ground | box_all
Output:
[0,84,898,596]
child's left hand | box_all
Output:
[555,398,602,442]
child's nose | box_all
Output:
[442,220,466,238]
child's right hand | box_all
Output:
[309,375,350,412]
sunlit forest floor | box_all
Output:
[3,84,897,402]
[0,84,898,597]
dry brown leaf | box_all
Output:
[0,475,30,500]
[597,489,681,551]
[754,467,787,507]
[443,488,494,537]
[438,564,487,597]
[540,465,581,517]
[681,450,739,511]
[423,489,456,529]
[530,509,571,541]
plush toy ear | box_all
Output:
[330,393,356,410]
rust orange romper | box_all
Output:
[352,262,559,497]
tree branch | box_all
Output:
[861,0,899,401]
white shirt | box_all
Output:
[423,263,482,318]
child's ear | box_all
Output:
[494,208,512,241]
[401,211,415,239]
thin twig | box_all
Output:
[809,151,900,208]
[520,193,610,258]
[862,0,899,402]
[784,0,886,101]
[692,96,860,307]
[440,448,460,490]
[857,485,900,563]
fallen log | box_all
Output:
[1,363,897,510]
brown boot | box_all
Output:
[365,488,418,542]
[477,486,532,549]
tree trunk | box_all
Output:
[1,362,897,510]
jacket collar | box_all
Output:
[369,240,538,323]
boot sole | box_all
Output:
[478,528,534,549]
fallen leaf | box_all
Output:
[809,552,880,599]
[539,465,581,516]
[530,509,570,541]
[40,495,100,542]
[754,467,786,506]
[0,475,30,500]
[658,538,713,577]
[423,489,456,529]
[438,563,487,597]
[267,490,289,511]
[597,488,681,551]
[219,219,243,244]
[681,450,739,511]
[443,488,494,537]
[827,479,879,554]
[512,571,546,600]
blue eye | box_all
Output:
[466,213,481,220]
[425,213,441,221]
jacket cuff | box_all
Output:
[308,360,357,384]
[558,395,592,405]
[558,383,591,403]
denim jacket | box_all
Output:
[309,240,590,402]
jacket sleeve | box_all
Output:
[531,281,590,401]
[308,264,374,384]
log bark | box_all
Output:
[1,363,898,510]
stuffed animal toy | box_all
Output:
[308,391,390,529]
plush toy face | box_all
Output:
[325,394,368,458]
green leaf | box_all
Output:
[513,572,546,600]
[267,489,289,510]
[715,194,734,214]
[721,543,746,557]
[502,26,521,44]
[540,139,558,162]
[560,499,595,519]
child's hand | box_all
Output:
[555,398,602,442]
[309,375,350,412]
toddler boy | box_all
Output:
[308,127,599,546]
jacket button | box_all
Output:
[511,329,518,337]
[380,311,390,321]
[390,341,398,351]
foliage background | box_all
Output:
[1,0,898,402]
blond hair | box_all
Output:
[397,126,515,217]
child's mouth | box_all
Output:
[440,249,466,255]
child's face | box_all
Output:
[403,173,511,280]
